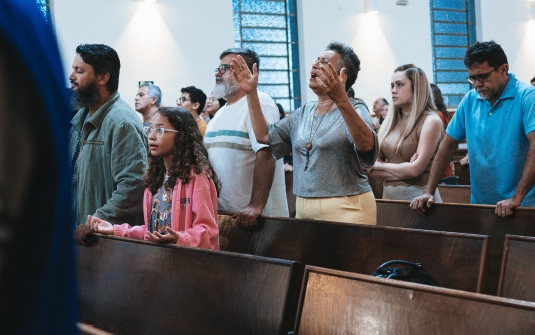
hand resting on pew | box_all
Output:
[88,215,180,244]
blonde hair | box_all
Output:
[378,64,437,156]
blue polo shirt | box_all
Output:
[447,73,535,206]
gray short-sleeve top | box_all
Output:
[268,99,378,198]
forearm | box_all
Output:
[511,141,535,203]
[372,161,425,180]
[245,90,270,144]
[249,147,276,209]
[336,98,375,152]
[369,169,400,181]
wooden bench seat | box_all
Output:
[376,200,535,294]
[498,234,535,301]
[438,184,471,204]
[218,214,490,293]
[295,266,535,335]
[78,234,297,335]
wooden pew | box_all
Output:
[218,214,490,293]
[497,235,535,301]
[376,200,535,295]
[295,266,535,335]
[438,184,471,204]
[78,234,297,335]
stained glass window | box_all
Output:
[36,0,52,23]
[430,0,476,107]
[233,0,300,111]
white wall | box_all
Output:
[479,0,535,84]
[298,0,433,110]
[53,0,235,111]
[53,0,533,114]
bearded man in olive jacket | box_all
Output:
[70,44,147,244]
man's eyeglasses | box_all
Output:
[214,64,231,74]
[467,67,499,84]
[143,127,178,139]
[176,97,190,105]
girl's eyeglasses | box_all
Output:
[143,127,178,139]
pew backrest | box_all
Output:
[438,184,471,204]
[218,214,490,293]
[376,200,535,294]
[498,234,535,301]
[295,266,535,335]
[79,234,297,335]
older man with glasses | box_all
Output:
[203,48,288,228]
[411,40,535,216]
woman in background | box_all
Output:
[368,64,443,201]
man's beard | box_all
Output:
[71,80,100,110]
[213,76,240,99]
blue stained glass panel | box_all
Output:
[242,28,287,42]
[260,57,288,70]
[259,71,289,84]
[447,95,463,106]
[433,0,466,10]
[259,84,289,98]
[436,59,466,70]
[242,42,288,56]
[434,23,467,35]
[241,1,286,14]
[275,99,291,111]
[436,71,467,82]
[241,14,287,28]
[435,47,466,58]
[438,83,470,95]
[435,35,467,46]
[433,10,466,22]
[233,13,241,41]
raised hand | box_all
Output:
[315,61,347,104]
[146,226,179,244]
[230,55,258,94]
[88,215,114,235]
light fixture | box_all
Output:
[396,0,409,5]
[365,0,379,14]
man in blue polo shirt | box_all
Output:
[411,41,535,217]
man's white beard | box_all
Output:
[213,76,240,99]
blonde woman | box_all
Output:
[368,64,444,200]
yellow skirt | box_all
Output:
[295,191,376,225]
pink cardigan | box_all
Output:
[113,169,220,250]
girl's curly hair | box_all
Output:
[144,107,221,196]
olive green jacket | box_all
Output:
[70,91,147,228]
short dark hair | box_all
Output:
[220,48,260,72]
[326,41,361,91]
[531,77,535,83]
[181,86,207,116]
[76,44,120,92]
[464,41,508,69]
[347,87,355,98]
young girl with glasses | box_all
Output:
[88,107,221,250]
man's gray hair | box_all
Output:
[140,83,162,107]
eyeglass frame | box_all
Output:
[143,126,179,138]
[176,97,191,105]
[214,64,232,74]
[467,66,500,85]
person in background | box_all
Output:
[71,44,147,244]
[430,83,454,178]
[204,47,288,228]
[135,83,161,127]
[205,92,226,120]
[531,77,535,86]
[373,98,389,132]
[177,86,207,136]
[368,64,444,201]
[230,42,378,225]
[200,104,211,123]
[89,107,220,250]
[411,41,535,216]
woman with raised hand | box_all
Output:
[230,42,378,225]
[368,64,444,201]
[88,107,220,250]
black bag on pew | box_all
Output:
[371,260,440,287]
